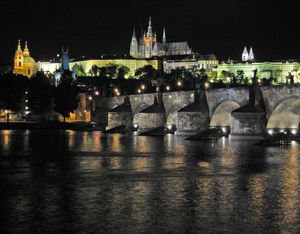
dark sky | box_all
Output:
[1,0,299,64]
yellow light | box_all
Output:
[141,84,145,90]
[94,91,99,96]
[88,96,93,100]
[166,85,170,91]
[204,81,210,89]
[114,88,118,93]
[177,81,182,86]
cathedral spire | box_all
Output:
[130,27,139,58]
[162,27,166,44]
[147,16,153,37]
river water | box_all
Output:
[0,130,299,233]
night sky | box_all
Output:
[1,0,299,64]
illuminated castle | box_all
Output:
[13,40,36,78]
[130,17,192,58]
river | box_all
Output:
[0,130,299,233]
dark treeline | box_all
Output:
[0,71,79,123]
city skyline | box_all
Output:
[1,0,299,64]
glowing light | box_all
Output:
[137,89,141,94]
[168,125,173,130]
[94,91,99,96]
[268,130,273,135]
[88,96,93,100]
[204,81,210,89]
[291,129,297,135]
[166,85,170,91]
[141,84,145,90]
[25,106,29,110]
[177,81,182,86]
[133,124,138,128]
[222,127,227,133]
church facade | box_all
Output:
[130,17,192,58]
[13,40,36,78]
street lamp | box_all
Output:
[177,80,182,91]
[204,81,210,89]
[166,85,170,91]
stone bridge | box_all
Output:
[92,85,300,135]
[261,85,300,130]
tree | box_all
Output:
[72,63,86,77]
[105,63,118,79]
[53,71,79,123]
[0,73,29,123]
[117,65,130,79]
[28,72,53,121]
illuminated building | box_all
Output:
[13,40,36,78]
[37,58,159,77]
[163,54,218,73]
[130,17,192,58]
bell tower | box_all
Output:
[13,40,24,75]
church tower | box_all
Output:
[13,40,24,75]
[61,48,70,71]
[242,46,249,62]
[13,40,36,78]
[144,16,156,58]
[248,47,254,61]
[130,28,139,58]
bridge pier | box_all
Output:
[176,90,210,135]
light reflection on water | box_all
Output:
[0,130,299,233]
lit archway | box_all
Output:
[210,101,240,127]
[267,98,300,130]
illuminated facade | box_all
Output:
[37,58,159,77]
[163,54,218,73]
[130,17,192,58]
[213,60,300,83]
[13,40,36,78]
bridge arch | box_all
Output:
[267,97,300,130]
[132,103,151,126]
[210,100,240,127]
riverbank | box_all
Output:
[0,121,104,131]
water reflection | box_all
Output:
[0,130,299,233]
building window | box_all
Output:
[28,69,31,75]
[19,62,22,67]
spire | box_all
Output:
[130,27,139,58]
[242,46,249,62]
[17,40,22,51]
[147,16,153,37]
[23,41,30,57]
[162,27,166,44]
[248,47,254,61]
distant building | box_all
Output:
[213,60,300,83]
[242,46,254,62]
[163,54,218,73]
[37,57,159,77]
[130,17,192,58]
[13,40,36,78]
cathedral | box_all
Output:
[13,40,36,78]
[130,17,192,58]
